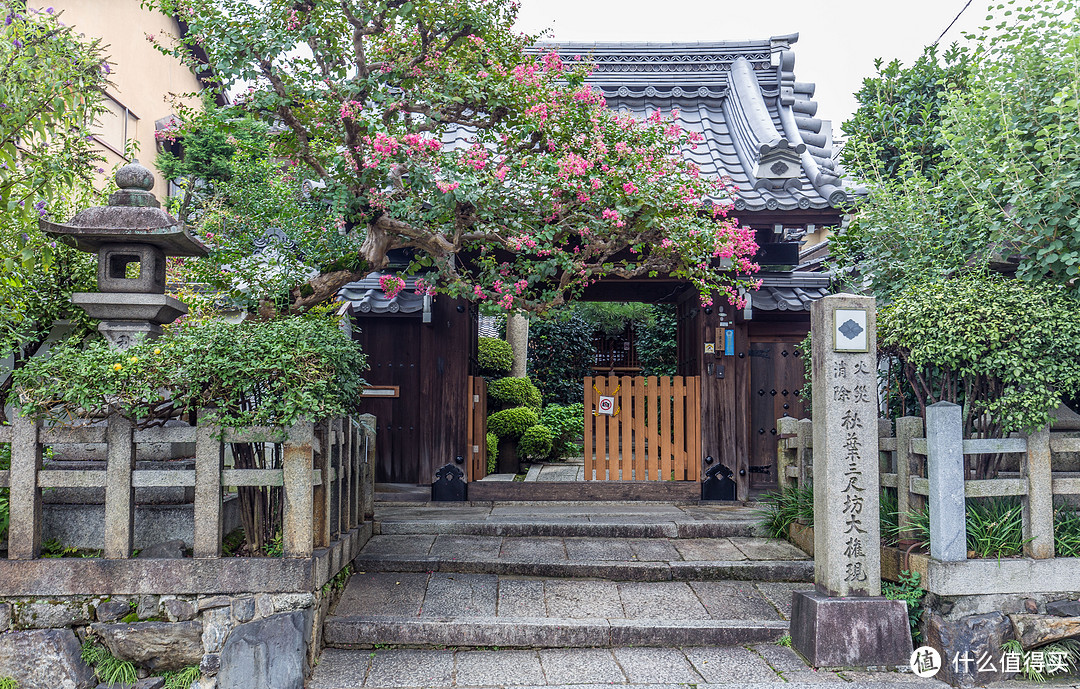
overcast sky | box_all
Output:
[514,0,996,136]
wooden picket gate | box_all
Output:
[583,375,701,481]
[466,376,488,481]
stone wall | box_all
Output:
[0,587,347,689]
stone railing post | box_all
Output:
[104,414,135,559]
[776,416,799,490]
[282,419,315,558]
[1021,427,1054,559]
[796,418,812,487]
[193,418,223,559]
[358,414,376,522]
[8,414,43,560]
[895,416,924,542]
[926,402,966,562]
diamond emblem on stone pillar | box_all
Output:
[838,319,864,341]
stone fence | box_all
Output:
[777,402,1080,597]
[0,413,376,688]
[0,413,375,595]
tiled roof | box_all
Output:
[752,272,833,311]
[338,272,425,315]
[445,35,862,213]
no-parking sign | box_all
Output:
[597,395,615,415]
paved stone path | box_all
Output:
[313,501,957,688]
[308,644,951,688]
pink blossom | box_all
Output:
[379,274,405,300]
[436,181,460,194]
[622,182,638,195]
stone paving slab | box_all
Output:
[372,502,766,539]
[332,573,793,625]
[309,646,955,688]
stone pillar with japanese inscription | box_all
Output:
[790,294,912,668]
[812,294,880,597]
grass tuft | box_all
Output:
[81,638,137,686]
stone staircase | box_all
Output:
[307,502,942,688]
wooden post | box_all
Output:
[1021,427,1054,559]
[8,415,43,560]
[776,416,799,491]
[193,420,223,559]
[282,419,315,558]
[104,415,135,559]
[895,416,924,542]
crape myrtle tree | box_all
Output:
[144,0,760,314]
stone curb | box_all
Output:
[374,520,762,539]
[351,556,813,583]
[323,615,789,649]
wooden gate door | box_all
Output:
[583,375,701,481]
[466,376,487,481]
[748,341,808,488]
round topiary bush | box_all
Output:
[488,376,542,411]
[518,424,554,459]
[486,431,498,474]
[478,337,513,376]
[487,406,539,439]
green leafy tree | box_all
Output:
[0,3,109,228]
[144,0,760,313]
[942,0,1080,289]
[0,5,109,423]
[878,274,1080,477]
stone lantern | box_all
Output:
[40,161,208,348]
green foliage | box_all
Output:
[160,666,201,689]
[634,304,677,377]
[882,570,926,644]
[834,2,1080,303]
[0,3,109,228]
[486,431,498,474]
[966,497,1030,558]
[487,377,542,411]
[11,313,367,428]
[942,0,1080,291]
[1054,504,1080,558]
[879,488,899,547]
[146,0,761,314]
[262,532,284,558]
[879,275,1080,467]
[487,407,539,440]
[0,677,16,689]
[81,638,137,686]
[518,424,554,459]
[775,635,792,648]
[527,311,593,404]
[0,444,8,542]
[842,44,969,180]
[755,484,814,539]
[1001,638,1080,682]
[161,111,362,311]
[572,303,653,336]
[539,403,585,460]
[477,337,513,377]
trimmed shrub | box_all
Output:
[488,376,542,411]
[487,406,539,439]
[519,424,554,459]
[539,403,585,460]
[486,432,498,474]
[478,337,513,376]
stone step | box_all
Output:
[373,502,765,539]
[354,534,812,582]
[309,645,945,689]
[323,572,807,650]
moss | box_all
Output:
[486,432,498,474]
[121,612,139,624]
